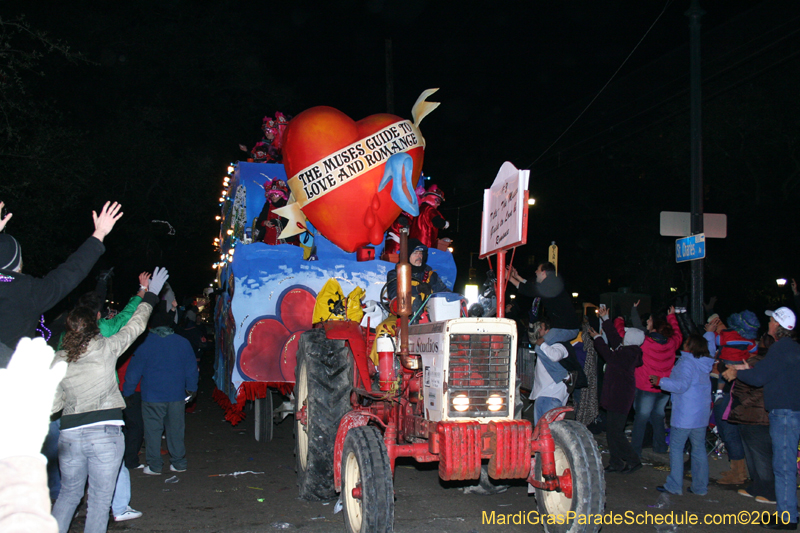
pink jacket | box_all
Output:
[634,313,682,392]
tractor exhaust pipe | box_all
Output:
[396,227,411,359]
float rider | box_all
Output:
[410,185,449,249]
[385,240,448,322]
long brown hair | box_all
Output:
[62,307,100,363]
[651,316,675,338]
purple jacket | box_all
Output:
[593,319,640,414]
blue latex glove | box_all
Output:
[148,266,169,296]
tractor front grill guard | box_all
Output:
[447,333,511,417]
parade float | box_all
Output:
[212,90,456,440]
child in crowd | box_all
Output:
[651,332,715,495]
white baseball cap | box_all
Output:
[766,307,796,330]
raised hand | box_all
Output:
[0,337,67,460]
[0,201,12,232]
[138,272,151,292]
[148,266,169,295]
[91,202,123,242]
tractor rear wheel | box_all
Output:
[534,420,605,533]
[295,329,353,500]
[341,425,394,533]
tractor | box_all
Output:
[294,231,605,533]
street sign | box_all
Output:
[548,242,558,274]
[660,212,727,238]
[479,161,529,258]
[676,233,705,263]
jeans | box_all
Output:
[42,418,61,500]
[123,392,144,469]
[534,396,564,426]
[739,424,775,501]
[52,425,124,533]
[534,328,579,383]
[713,392,745,461]
[664,426,708,495]
[631,389,670,458]
[768,410,800,523]
[606,410,639,468]
[143,401,187,472]
[111,462,131,517]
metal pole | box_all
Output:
[687,0,705,325]
[496,250,505,318]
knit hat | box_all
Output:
[728,310,760,339]
[623,328,645,347]
[403,238,428,265]
[0,234,21,271]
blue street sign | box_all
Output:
[676,233,705,263]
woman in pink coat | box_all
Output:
[630,305,682,459]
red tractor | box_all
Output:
[294,236,605,533]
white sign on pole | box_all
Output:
[479,162,530,258]
[660,212,727,238]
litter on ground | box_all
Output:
[209,470,265,477]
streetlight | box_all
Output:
[528,197,536,206]
[777,278,787,287]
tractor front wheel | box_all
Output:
[341,426,394,533]
[534,420,605,533]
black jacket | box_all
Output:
[0,236,105,367]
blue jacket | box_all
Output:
[122,329,198,403]
[659,351,714,429]
[737,337,800,412]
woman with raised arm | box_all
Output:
[50,267,169,533]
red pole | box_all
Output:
[496,250,505,318]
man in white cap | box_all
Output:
[728,306,800,530]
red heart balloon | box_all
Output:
[282,106,425,252]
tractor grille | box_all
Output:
[447,334,511,418]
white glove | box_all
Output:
[0,337,67,461]
[443,221,450,229]
[148,266,169,295]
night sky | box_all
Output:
[1,0,797,321]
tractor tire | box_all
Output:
[295,329,353,501]
[254,393,273,443]
[341,426,394,533]
[534,420,605,533]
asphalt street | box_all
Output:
[62,356,794,533]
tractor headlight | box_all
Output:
[487,394,504,412]
[452,393,469,412]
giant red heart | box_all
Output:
[282,107,425,252]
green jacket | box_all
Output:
[56,295,142,350]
